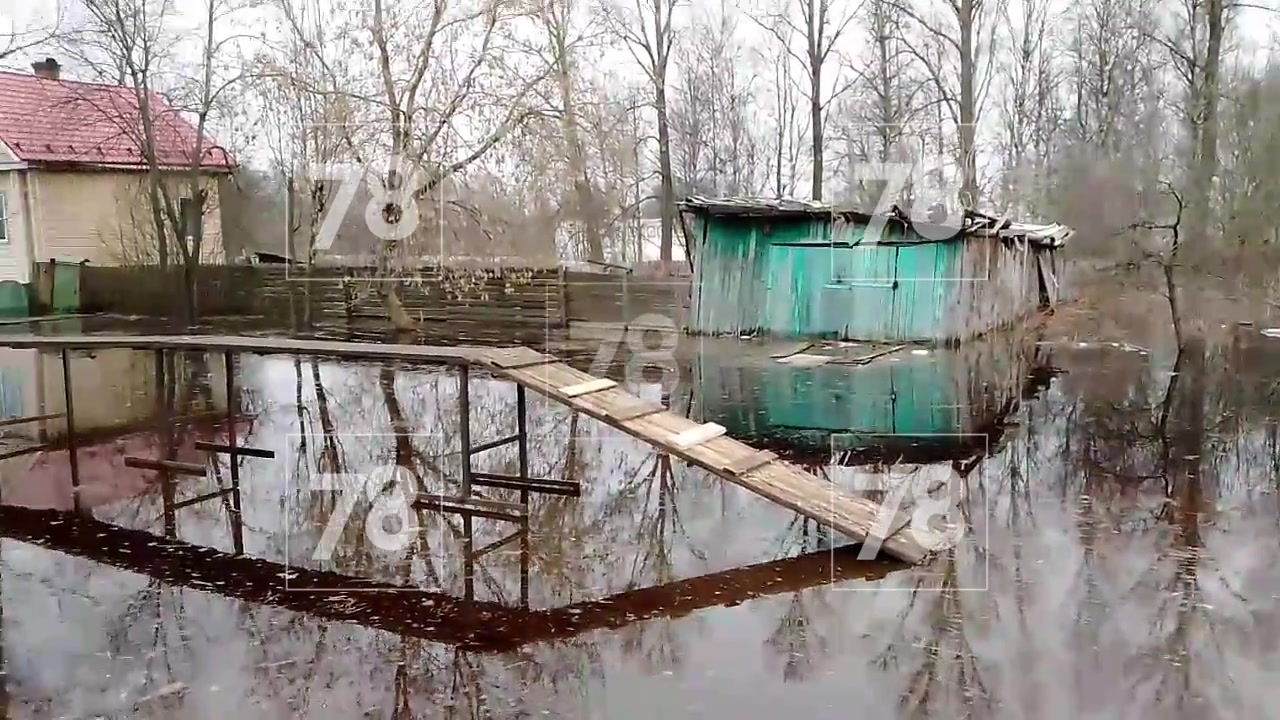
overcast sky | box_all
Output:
[2,0,1277,188]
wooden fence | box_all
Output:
[71,263,691,330]
[562,270,691,326]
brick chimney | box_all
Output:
[32,58,60,80]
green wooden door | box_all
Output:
[50,261,81,313]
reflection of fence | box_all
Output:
[69,263,693,330]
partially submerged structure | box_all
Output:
[680,197,1072,343]
[692,334,1055,465]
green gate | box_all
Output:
[0,280,28,318]
[34,260,83,314]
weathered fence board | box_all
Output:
[70,263,692,330]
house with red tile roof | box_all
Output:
[0,58,236,284]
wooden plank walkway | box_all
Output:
[478,346,933,562]
[0,333,935,562]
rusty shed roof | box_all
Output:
[678,195,1073,248]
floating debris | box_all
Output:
[776,353,832,367]
[1262,328,1280,338]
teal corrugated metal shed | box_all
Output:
[681,196,1072,343]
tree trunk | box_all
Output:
[810,60,824,201]
[657,80,675,269]
[553,21,605,262]
[1189,0,1224,245]
[958,0,978,209]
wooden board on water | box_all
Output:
[770,341,815,359]
[494,356,931,563]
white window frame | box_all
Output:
[0,191,8,244]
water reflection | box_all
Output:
[0,327,1277,717]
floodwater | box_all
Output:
[0,314,1279,718]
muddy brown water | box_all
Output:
[0,315,1278,718]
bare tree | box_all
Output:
[889,0,1005,208]
[669,1,763,198]
[1130,0,1232,294]
[755,0,857,201]
[603,0,680,269]
[1127,178,1188,344]
[1217,61,1280,247]
[1064,0,1156,154]
[74,0,248,322]
[758,15,808,199]
[539,0,609,262]
[996,0,1060,215]
[255,0,364,265]
[271,0,559,328]
[836,0,928,208]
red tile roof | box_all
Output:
[0,70,236,170]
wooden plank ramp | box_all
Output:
[0,334,935,563]
[472,346,934,563]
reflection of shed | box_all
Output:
[679,196,1072,343]
[692,337,1050,464]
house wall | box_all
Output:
[0,170,32,283]
[28,170,226,266]
[688,215,807,336]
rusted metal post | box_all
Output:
[519,524,530,608]
[459,363,474,600]
[225,350,244,555]
[156,350,176,537]
[60,349,80,512]
[459,364,471,497]
[517,384,529,500]
[517,382,531,608]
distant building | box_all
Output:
[0,58,235,284]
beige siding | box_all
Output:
[0,171,30,282]
[30,170,226,266]
[0,347,227,440]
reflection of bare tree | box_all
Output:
[763,470,839,681]
[1127,339,1242,715]
[894,549,991,720]
[764,589,834,682]
[589,449,708,672]
[312,360,343,475]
